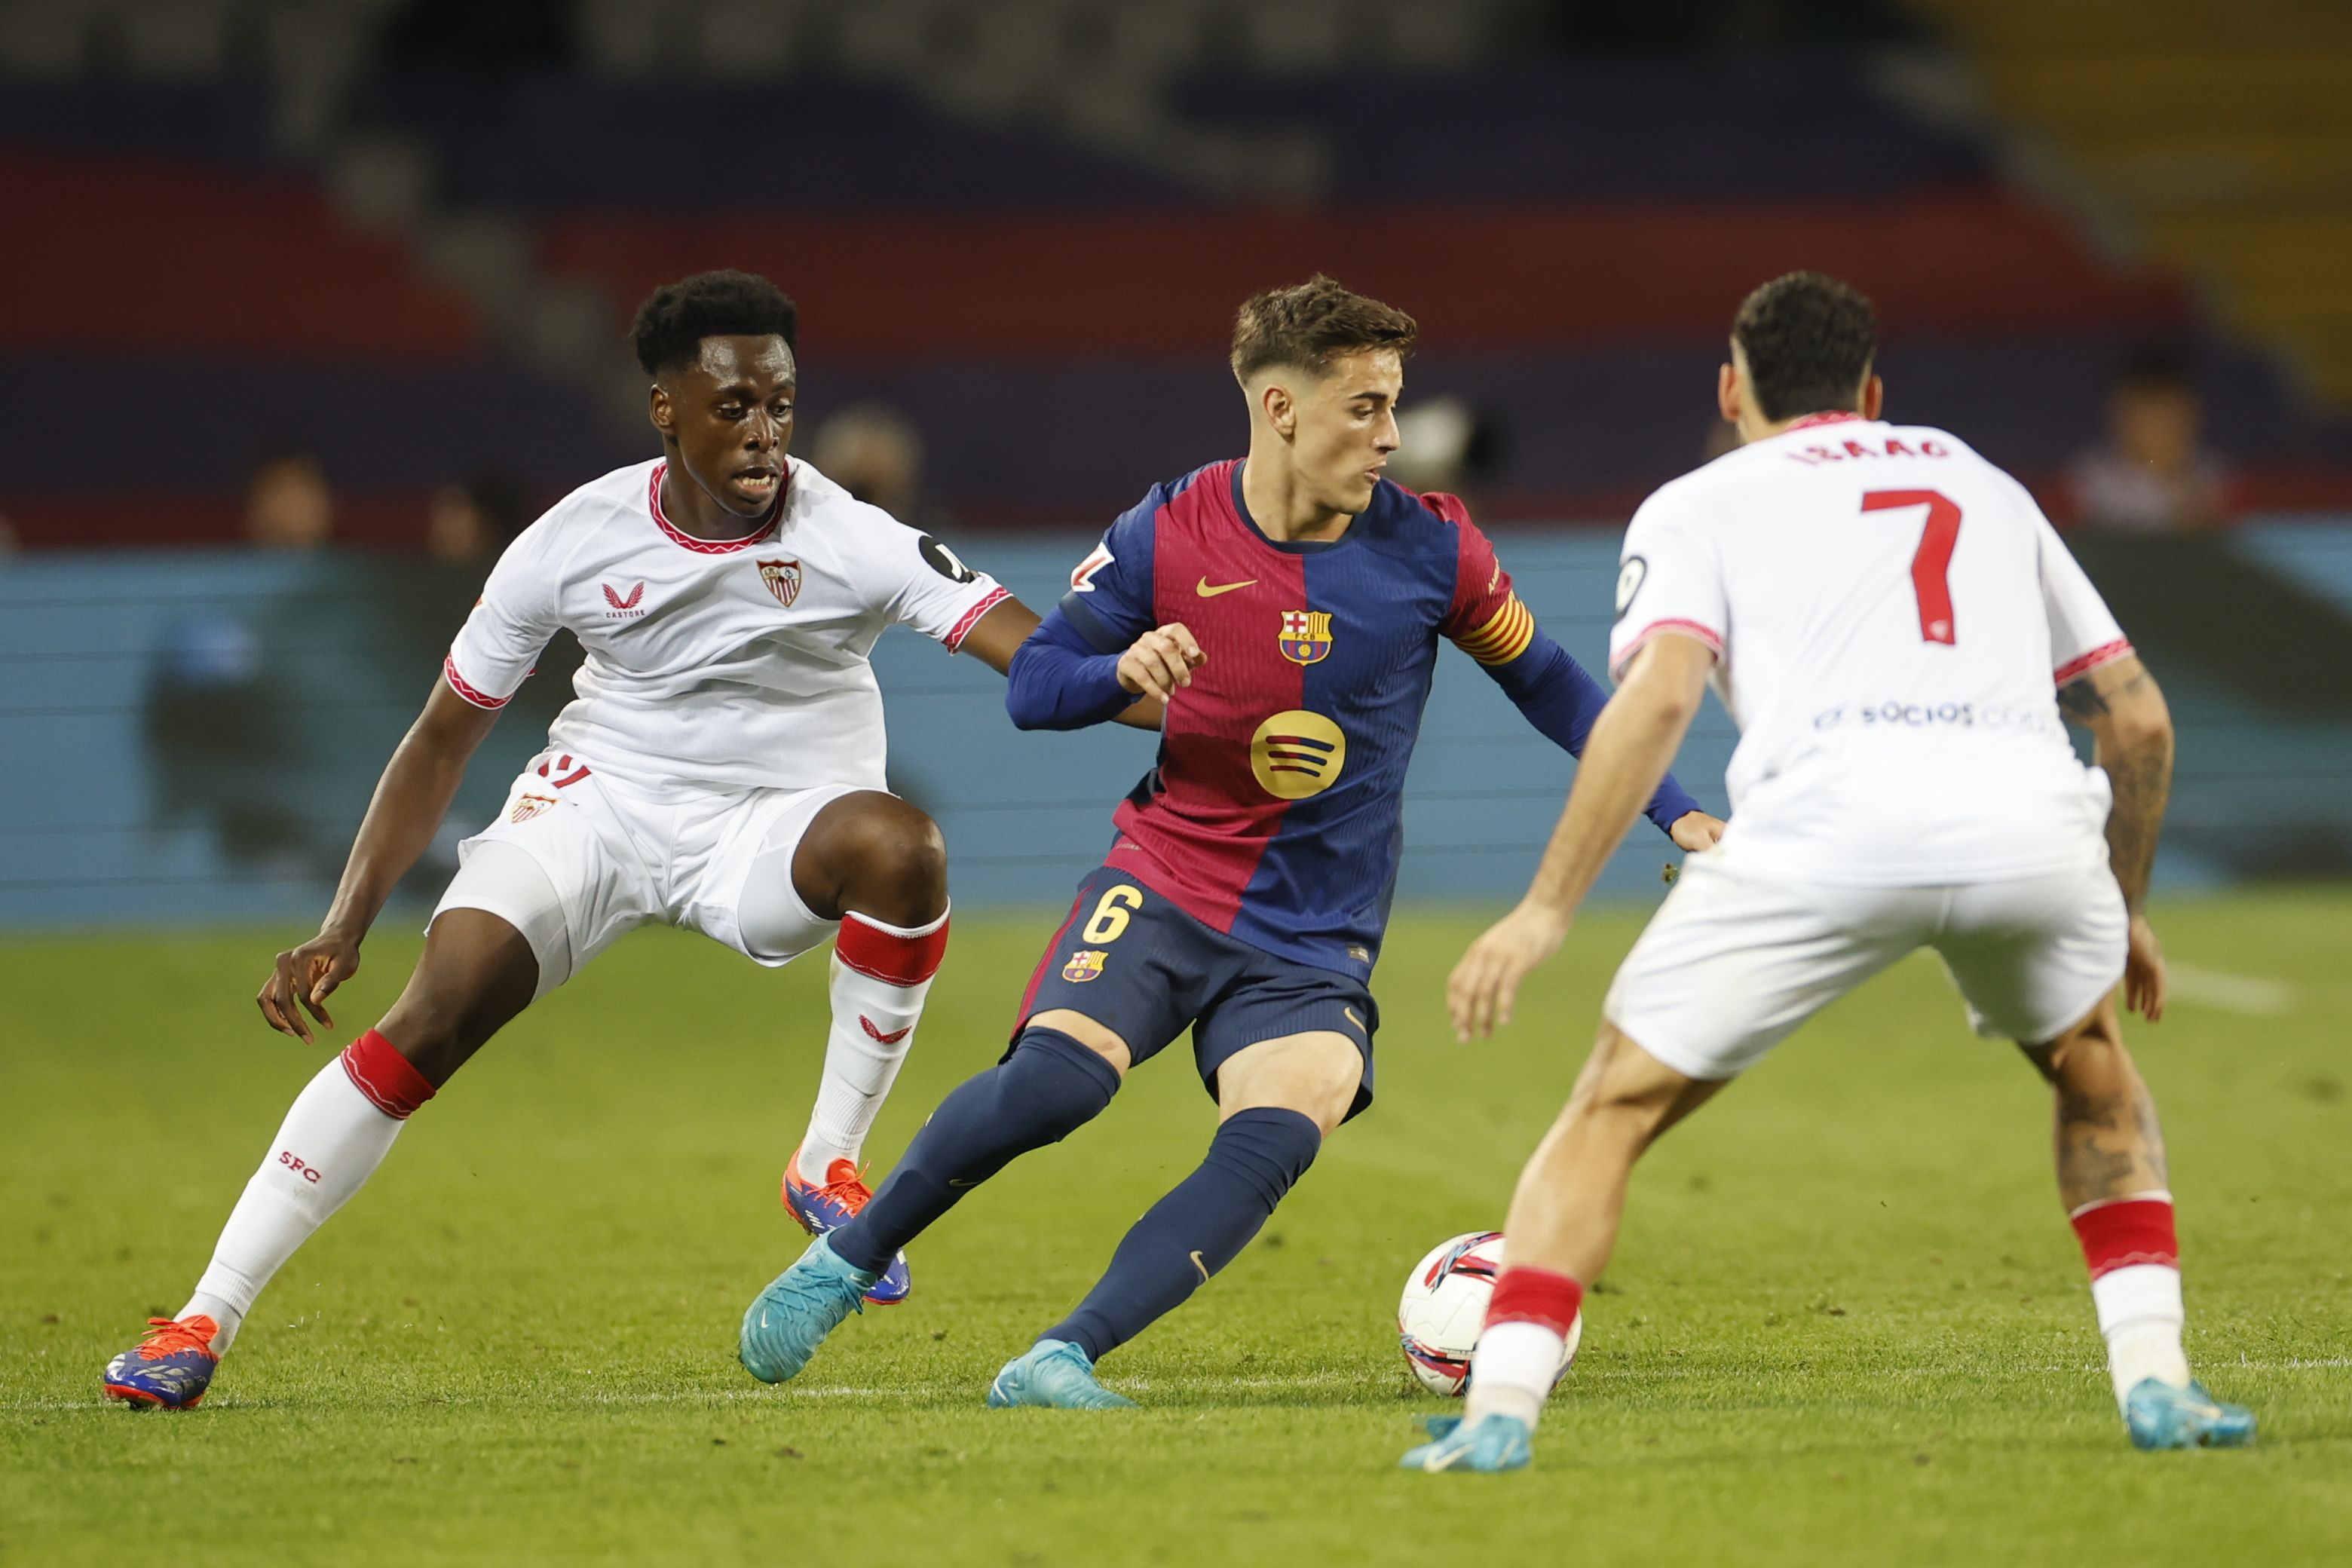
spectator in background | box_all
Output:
[810,402,925,521]
[427,470,529,564]
[1389,394,1505,504]
[2066,344,2236,531]
[246,446,334,550]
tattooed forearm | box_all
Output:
[2101,733,2173,911]
[2057,678,2110,722]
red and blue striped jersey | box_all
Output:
[1010,459,1698,978]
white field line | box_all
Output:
[8,1361,2344,1414]
[2165,963,2297,1015]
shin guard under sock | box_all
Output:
[1465,1266,1585,1430]
[1045,1107,1321,1363]
[798,908,949,1181]
[182,1031,433,1352]
[2072,1191,2188,1408]
[828,1027,1120,1276]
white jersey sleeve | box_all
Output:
[875,525,1011,651]
[2035,511,2133,684]
[446,520,565,709]
[1609,493,1729,681]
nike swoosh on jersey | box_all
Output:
[1196,577,1257,597]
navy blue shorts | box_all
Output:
[1012,864,1379,1121]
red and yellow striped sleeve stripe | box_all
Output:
[1452,593,1536,666]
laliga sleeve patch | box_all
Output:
[918,534,978,584]
[1070,540,1113,592]
[1615,556,1647,620]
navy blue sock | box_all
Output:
[829,1028,1121,1276]
[1044,1107,1321,1362]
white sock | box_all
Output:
[179,1056,406,1354]
[2093,1263,2189,1410]
[797,908,945,1182]
[1463,1320,1565,1432]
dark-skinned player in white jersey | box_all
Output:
[101,271,1152,1410]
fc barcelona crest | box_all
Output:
[757,558,802,608]
[1061,950,1107,983]
[1279,610,1334,665]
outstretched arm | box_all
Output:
[2058,653,2173,1020]
[961,598,1164,730]
[1447,633,1717,1040]
[1003,605,1196,731]
[256,675,501,1043]
[1478,626,1722,851]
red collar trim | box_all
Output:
[1783,412,1865,431]
[648,461,786,553]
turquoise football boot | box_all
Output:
[738,1235,876,1384]
[1399,1412,1533,1472]
[986,1339,1137,1410]
[2125,1378,2256,1450]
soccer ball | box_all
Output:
[1397,1231,1582,1397]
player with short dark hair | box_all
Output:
[100,270,1102,1410]
[1406,271,2252,1472]
[737,276,1723,1407]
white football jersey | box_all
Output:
[446,457,1008,795]
[1609,415,2130,887]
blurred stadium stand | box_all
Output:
[1908,0,2352,405]
[4,0,2351,921]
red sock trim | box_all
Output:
[1485,1266,1584,1336]
[836,911,949,987]
[2072,1197,2178,1280]
[338,1030,436,1120]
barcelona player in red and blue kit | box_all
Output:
[738,278,1720,1404]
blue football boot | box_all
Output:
[102,1315,222,1410]
[2125,1378,2256,1450]
[986,1339,1137,1410]
[1399,1412,1533,1472]
[782,1148,911,1306]
[739,1235,876,1384]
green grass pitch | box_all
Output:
[4,896,2350,1566]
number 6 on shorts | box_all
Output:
[1081,885,1145,945]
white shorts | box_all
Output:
[431,749,862,997]
[1603,850,2128,1081]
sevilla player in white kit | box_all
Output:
[1408,273,2254,1471]
[100,271,1107,1410]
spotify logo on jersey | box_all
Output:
[1250,710,1347,799]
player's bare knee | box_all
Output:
[812,792,947,926]
[1026,1008,1132,1075]
[2029,995,2134,1092]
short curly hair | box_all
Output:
[1230,275,1416,384]
[1731,272,1878,423]
[630,270,799,378]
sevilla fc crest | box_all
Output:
[510,791,558,824]
[1061,950,1107,983]
[1279,610,1334,665]
[758,558,802,608]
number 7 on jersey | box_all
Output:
[1862,488,1962,645]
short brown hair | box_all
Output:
[1731,271,1878,423]
[1230,275,1417,383]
